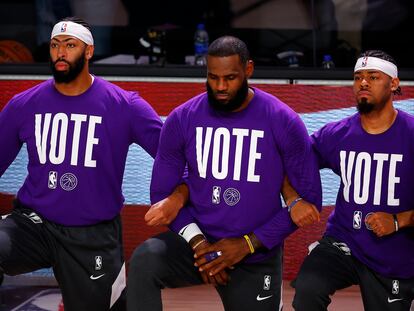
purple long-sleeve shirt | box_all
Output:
[312,110,414,278]
[151,87,322,262]
[0,77,162,225]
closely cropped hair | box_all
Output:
[208,36,250,65]
[359,50,402,95]
[60,16,92,32]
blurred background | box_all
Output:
[0,0,413,69]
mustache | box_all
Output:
[54,59,69,65]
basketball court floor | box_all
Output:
[162,283,364,311]
[0,281,363,311]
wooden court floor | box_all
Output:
[4,280,404,310]
[162,283,364,311]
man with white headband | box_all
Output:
[290,50,414,310]
[49,18,94,87]
[0,16,189,311]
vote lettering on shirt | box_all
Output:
[35,113,102,167]
[195,126,264,182]
[340,150,402,206]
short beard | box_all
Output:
[357,98,375,114]
[50,52,86,84]
[207,79,249,112]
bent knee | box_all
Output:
[294,272,332,297]
[129,238,169,275]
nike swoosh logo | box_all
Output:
[256,294,273,301]
[179,225,190,236]
[90,274,105,280]
[388,297,403,303]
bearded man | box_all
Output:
[0,17,188,311]
[127,35,322,311]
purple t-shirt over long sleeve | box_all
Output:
[0,77,162,225]
[151,87,322,262]
[312,110,414,278]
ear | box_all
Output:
[391,77,400,91]
[245,60,254,79]
[85,45,94,60]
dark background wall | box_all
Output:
[0,0,413,68]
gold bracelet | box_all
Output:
[243,234,255,254]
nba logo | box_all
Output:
[392,280,399,294]
[61,23,67,32]
[212,186,221,204]
[263,275,271,290]
[362,56,368,67]
[48,171,57,189]
[353,211,362,229]
[95,256,103,270]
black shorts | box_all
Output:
[127,230,283,311]
[0,201,125,311]
[292,235,414,311]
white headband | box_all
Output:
[354,56,398,78]
[51,21,94,45]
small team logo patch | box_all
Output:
[95,256,103,270]
[364,212,374,230]
[353,211,362,229]
[48,171,58,189]
[223,188,240,206]
[392,280,399,295]
[60,173,78,191]
[212,186,221,204]
[60,23,67,33]
[263,275,271,290]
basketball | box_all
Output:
[0,40,34,63]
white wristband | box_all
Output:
[178,223,204,243]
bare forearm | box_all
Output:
[396,210,414,228]
[171,183,189,209]
[281,175,300,205]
